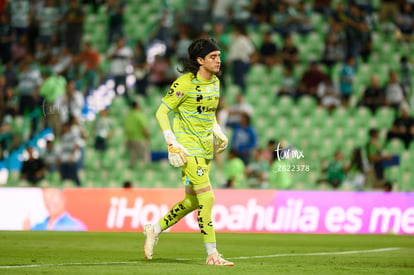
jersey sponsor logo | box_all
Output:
[176,91,184,98]
[167,82,179,95]
[197,106,217,114]
[196,94,203,102]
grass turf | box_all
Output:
[0,231,413,274]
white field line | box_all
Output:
[225,247,401,260]
[0,247,401,269]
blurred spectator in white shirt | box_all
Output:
[58,122,83,186]
[227,25,255,94]
[227,93,254,128]
[385,70,408,111]
[55,80,84,124]
[107,36,133,104]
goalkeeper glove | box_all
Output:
[213,123,228,153]
[163,130,189,167]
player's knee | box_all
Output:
[183,194,199,210]
[207,191,215,204]
[197,189,215,204]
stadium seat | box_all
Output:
[254,116,267,133]
[289,106,304,127]
[322,137,339,158]
[311,107,328,127]
[354,106,372,128]
[352,127,369,147]
[400,151,412,172]
[399,171,414,191]
[375,106,396,129]
[268,65,284,85]
[276,96,294,115]
[308,125,325,143]
[378,42,397,64]
[385,166,401,184]
[246,87,266,106]
[249,32,262,49]
[45,171,61,186]
[6,171,20,187]
[332,126,349,142]
[276,117,292,140]
[286,126,303,147]
[357,63,372,84]
[84,149,101,170]
[368,116,379,129]
[96,3,107,15]
[344,116,358,131]
[309,13,324,32]
[343,137,357,157]
[332,107,349,127]
[299,115,314,131]
[305,32,324,58]
[224,85,241,104]
[297,95,317,116]
[247,64,267,84]
[385,138,406,155]
[293,63,306,80]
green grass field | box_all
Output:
[1,231,413,275]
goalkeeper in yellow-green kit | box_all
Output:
[143,38,234,266]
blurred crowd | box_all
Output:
[0,0,413,191]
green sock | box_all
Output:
[196,190,216,243]
[159,194,198,230]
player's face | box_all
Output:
[201,51,221,74]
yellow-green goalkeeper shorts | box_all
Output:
[181,156,211,191]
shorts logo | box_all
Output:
[176,91,184,98]
[196,167,204,176]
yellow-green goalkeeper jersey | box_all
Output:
[161,72,220,159]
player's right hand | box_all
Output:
[213,123,228,154]
[167,140,189,167]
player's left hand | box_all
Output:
[163,130,189,167]
[213,123,228,153]
[167,140,189,167]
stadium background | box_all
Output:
[0,0,413,192]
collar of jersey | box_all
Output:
[192,72,219,84]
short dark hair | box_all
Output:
[123,181,132,188]
[132,101,139,109]
[369,128,379,137]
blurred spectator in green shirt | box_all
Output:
[123,101,150,167]
[269,159,293,190]
[39,67,66,138]
[245,148,269,189]
[318,150,347,189]
[223,149,245,188]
